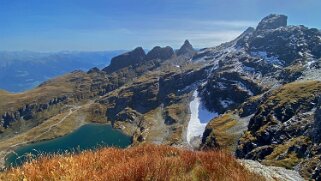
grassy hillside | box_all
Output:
[0,144,264,181]
[0,71,90,114]
[0,50,125,92]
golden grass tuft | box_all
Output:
[203,114,239,151]
[262,136,310,169]
[1,144,265,181]
[267,80,321,106]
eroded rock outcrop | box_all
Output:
[103,47,146,73]
[145,46,175,61]
[1,96,67,128]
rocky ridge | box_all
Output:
[198,14,321,179]
[0,40,202,147]
[103,47,146,73]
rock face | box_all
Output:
[1,96,67,128]
[176,40,196,57]
[102,46,176,74]
[313,97,321,142]
[196,14,321,180]
[200,71,263,114]
[194,13,321,115]
[145,46,175,61]
[87,67,100,74]
[99,64,211,145]
[236,81,321,179]
[103,47,146,73]
[239,160,304,181]
[256,14,288,31]
[239,20,321,67]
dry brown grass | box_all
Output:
[1,144,265,181]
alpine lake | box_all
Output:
[5,124,132,167]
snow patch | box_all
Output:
[220,99,234,109]
[251,51,284,66]
[307,60,316,67]
[201,81,207,87]
[187,91,218,145]
[233,81,254,96]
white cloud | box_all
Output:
[121,18,256,49]
[0,17,255,51]
[132,29,244,49]
[187,19,257,28]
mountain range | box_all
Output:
[0,50,125,92]
[0,14,321,180]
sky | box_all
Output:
[0,0,321,52]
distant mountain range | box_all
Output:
[0,50,125,92]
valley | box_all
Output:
[0,14,321,180]
[0,50,125,92]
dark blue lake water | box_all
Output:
[5,124,131,167]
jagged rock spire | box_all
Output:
[177,40,196,57]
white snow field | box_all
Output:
[187,90,218,145]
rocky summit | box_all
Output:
[145,46,175,61]
[0,14,320,180]
[256,14,288,31]
[102,47,146,73]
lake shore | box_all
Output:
[5,124,132,167]
[0,104,89,169]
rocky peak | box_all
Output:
[102,47,146,73]
[242,27,255,35]
[87,67,100,74]
[256,14,288,31]
[176,40,196,57]
[145,46,175,61]
[235,14,321,66]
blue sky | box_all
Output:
[0,0,320,52]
